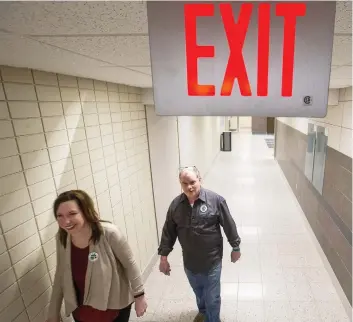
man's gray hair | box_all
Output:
[178,165,201,179]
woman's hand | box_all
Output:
[135,295,147,317]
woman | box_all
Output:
[46,190,148,322]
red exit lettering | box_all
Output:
[184,3,306,97]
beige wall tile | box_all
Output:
[1,67,32,83]
[8,233,41,264]
[78,78,94,89]
[77,175,94,190]
[0,267,17,294]
[46,130,69,147]
[32,192,56,216]
[0,188,30,216]
[13,247,44,279]
[28,178,56,201]
[0,84,5,100]
[86,126,101,139]
[97,102,110,114]
[26,287,51,319]
[70,141,88,156]
[46,252,56,271]
[48,144,70,162]
[17,133,46,153]
[0,283,21,313]
[72,152,90,168]
[0,101,9,119]
[95,90,109,102]
[21,149,49,170]
[67,128,86,143]
[13,311,29,322]
[342,101,352,129]
[39,102,63,116]
[0,251,11,275]
[5,218,37,249]
[51,157,73,176]
[94,80,107,91]
[4,83,37,101]
[88,137,102,151]
[0,137,18,158]
[0,296,25,322]
[63,102,82,115]
[0,120,14,138]
[65,114,84,128]
[0,203,34,233]
[58,74,77,88]
[43,116,67,132]
[340,128,353,158]
[82,102,97,114]
[0,172,26,197]
[345,86,352,101]
[84,113,99,126]
[33,71,58,86]
[9,101,40,118]
[25,164,52,185]
[22,273,51,307]
[13,118,43,136]
[18,260,47,294]
[60,87,80,102]
[36,85,61,101]
[74,164,92,180]
[39,221,58,245]
[0,234,6,254]
[42,237,56,258]
[80,89,95,102]
[54,170,75,190]
[91,159,105,173]
[35,210,55,231]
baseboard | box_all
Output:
[275,159,352,319]
[142,251,159,283]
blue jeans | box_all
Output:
[184,262,222,322]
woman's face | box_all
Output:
[56,200,86,235]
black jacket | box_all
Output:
[158,187,241,273]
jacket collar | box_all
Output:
[181,186,206,203]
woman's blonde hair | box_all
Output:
[53,190,104,248]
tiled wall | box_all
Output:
[278,86,352,158]
[275,88,352,305]
[0,66,158,322]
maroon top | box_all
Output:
[71,242,119,322]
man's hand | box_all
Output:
[159,256,171,275]
[231,251,241,263]
[135,295,147,317]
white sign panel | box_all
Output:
[147,1,336,117]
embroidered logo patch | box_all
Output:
[200,204,208,213]
[88,252,99,262]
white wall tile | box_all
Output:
[33,71,58,86]
[0,172,26,197]
[9,233,41,265]
[9,101,40,118]
[108,91,120,102]
[39,102,63,116]
[21,149,49,170]
[78,78,94,89]
[0,120,14,138]
[97,102,110,114]
[0,283,21,313]
[36,210,55,231]
[43,116,67,132]
[70,141,88,156]
[17,134,46,153]
[13,118,43,136]
[18,261,48,293]
[39,221,58,245]
[95,90,109,102]
[72,152,90,168]
[74,164,92,180]
[13,311,29,322]
[42,237,56,258]
[82,102,97,114]
[0,188,30,216]
[0,203,34,233]
[25,164,53,185]
[89,147,104,162]
[0,234,6,255]
[36,85,61,101]
[0,251,12,275]
[86,126,101,139]
[88,137,102,151]
[13,247,44,279]
[0,296,25,322]
[0,137,18,158]
[54,170,75,190]
[22,273,51,307]
[4,83,37,101]
[80,89,96,102]
[94,80,107,91]
[26,287,51,319]
[84,114,99,126]
[1,67,32,83]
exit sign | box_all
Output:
[147,1,336,117]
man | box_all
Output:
[158,166,241,322]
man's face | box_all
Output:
[179,170,201,201]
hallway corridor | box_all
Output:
[132,134,350,322]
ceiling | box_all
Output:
[0,1,351,89]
